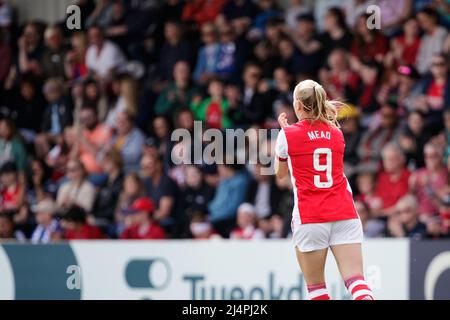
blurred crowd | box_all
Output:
[0,0,450,243]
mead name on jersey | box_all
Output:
[307,130,331,141]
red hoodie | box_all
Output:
[120,222,166,240]
[65,224,105,240]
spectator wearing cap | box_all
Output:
[155,60,200,117]
[0,118,28,173]
[30,198,62,244]
[120,197,166,240]
[35,78,72,159]
[374,143,411,216]
[230,203,265,240]
[85,25,127,81]
[61,205,105,240]
[111,111,145,173]
[388,194,427,239]
[0,162,25,213]
[56,159,96,213]
[416,6,448,74]
[410,143,448,221]
[92,150,124,229]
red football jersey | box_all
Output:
[275,120,358,224]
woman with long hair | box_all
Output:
[274,79,374,300]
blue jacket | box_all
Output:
[208,170,250,222]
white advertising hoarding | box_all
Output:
[71,239,409,300]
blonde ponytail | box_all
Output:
[293,79,343,127]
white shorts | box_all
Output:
[292,218,363,253]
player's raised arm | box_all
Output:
[274,116,289,179]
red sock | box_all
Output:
[307,283,330,300]
[344,275,374,300]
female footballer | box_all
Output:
[274,79,374,300]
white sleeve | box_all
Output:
[275,129,288,161]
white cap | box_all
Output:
[32,198,58,214]
[237,203,256,215]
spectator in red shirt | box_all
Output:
[375,143,411,216]
[61,205,105,240]
[0,162,24,212]
[120,197,166,240]
[182,0,227,26]
[386,17,421,68]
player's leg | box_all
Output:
[295,247,330,300]
[292,222,332,300]
[330,220,374,300]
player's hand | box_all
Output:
[278,112,289,128]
